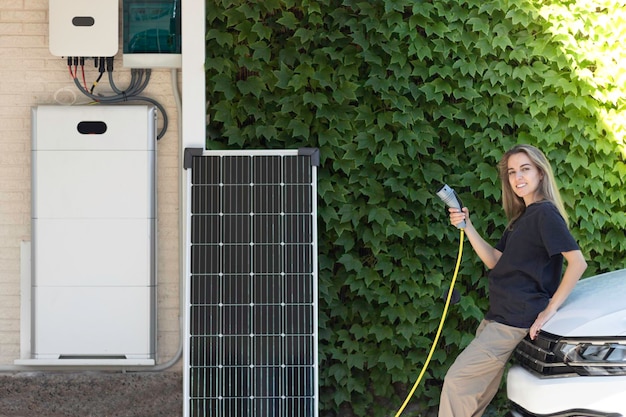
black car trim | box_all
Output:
[509,401,623,417]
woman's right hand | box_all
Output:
[448,206,501,268]
[449,207,469,228]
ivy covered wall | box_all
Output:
[204,0,626,415]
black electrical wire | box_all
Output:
[89,57,106,94]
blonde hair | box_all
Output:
[497,144,569,228]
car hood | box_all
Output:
[542,268,626,337]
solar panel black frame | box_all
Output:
[183,149,319,417]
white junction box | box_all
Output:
[22,105,157,366]
[49,0,119,57]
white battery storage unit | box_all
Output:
[30,105,156,365]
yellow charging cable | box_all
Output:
[394,228,465,417]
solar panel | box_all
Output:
[184,149,319,417]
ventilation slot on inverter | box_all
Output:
[183,149,319,417]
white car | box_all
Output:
[507,268,626,417]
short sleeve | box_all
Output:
[538,204,579,256]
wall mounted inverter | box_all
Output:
[28,105,156,365]
[49,0,119,57]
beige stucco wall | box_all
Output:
[0,0,182,368]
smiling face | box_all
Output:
[507,151,544,206]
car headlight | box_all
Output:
[556,339,626,376]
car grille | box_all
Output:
[513,332,576,377]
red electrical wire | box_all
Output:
[68,59,75,79]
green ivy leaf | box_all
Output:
[276,11,298,29]
[287,118,310,139]
[338,253,363,272]
[206,28,234,47]
[466,16,490,35]
[236,77,265,97]
[250,41,271,63]
[378,350,404,371]
[386,221,413,238]
[303,91,329,108]
[210,74,237,100]
[251,21,272,40]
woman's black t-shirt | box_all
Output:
[485,201,579,328]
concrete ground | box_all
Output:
[0,371,182,417]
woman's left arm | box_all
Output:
[529,249,588,340]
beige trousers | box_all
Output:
[438,320,528,417]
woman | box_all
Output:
[438,144,587,417]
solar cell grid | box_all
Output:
[186,152,318,417]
